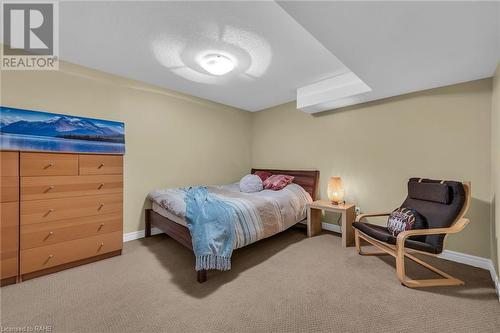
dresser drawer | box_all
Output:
[21,193,123,225]
[1,151,19,176]
[1,177,19,202]
[1,202,19,254]
[21,213,122,250]
[21,175,123,201]
[1,202,19,228]
[79,155,123,175]
[1,257,18,279]
[0,154,19,280]
[20,231,122,274]
[21,152,78,176]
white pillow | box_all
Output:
[239,174,263,193]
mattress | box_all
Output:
[152,202,187,226]
[148,183,312,249]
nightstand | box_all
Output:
[306,200,356,247]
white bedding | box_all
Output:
[151,202,187,226]
[148,182,313,249]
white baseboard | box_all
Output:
[321,222,342,233]
[124,224,500,301]
[438,250,500,300]
[298,221,342,233]
[488,261,500,302]
[123,227,162,242]
[438,250,492,270]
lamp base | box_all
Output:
[331,200,345,206]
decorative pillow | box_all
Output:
[254,171,273,182]
[263,174,294,191]
[239,174,263,193]
[387,207,426,237]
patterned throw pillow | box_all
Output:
[263,174,294,191]
[387,207,425,237]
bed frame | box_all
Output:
[145,168,320,283]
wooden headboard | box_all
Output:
[251,168,320,201]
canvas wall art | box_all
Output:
[0,106,125,154]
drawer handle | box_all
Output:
[45,162,54,169]
[98,183,104,189]
[98,163,105,169]
[45,185,55,192]
[44,208,54,217]
[98,242,104,250]
[44,254,54,264]
[98,203,104,210]
[98,223,104,231]
[43,231,54,241]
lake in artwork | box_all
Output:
[0,107,125,154]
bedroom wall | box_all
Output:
[0,61,252,234]
[252,79,493,258]
[492,64,500,276]
[0,60,494,259]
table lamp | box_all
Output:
[327,176,345,205]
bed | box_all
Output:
[145,168,320,283]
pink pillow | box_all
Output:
[263,174,294,190]
[254,171,273,182]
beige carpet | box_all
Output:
[1,229,499,332]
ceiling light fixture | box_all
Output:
[199,54,234,76]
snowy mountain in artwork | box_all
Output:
[1,108,124,143]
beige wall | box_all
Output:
[252,79,493,258]
[492,64,500,275]
[1,62,252,233]
[1,61,495,259]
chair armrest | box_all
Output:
[355,212,391,223]
[396,218,470,250]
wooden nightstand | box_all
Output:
[306,200,356,247]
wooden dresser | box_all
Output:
[1,151,20,286]
[0,151,123,285]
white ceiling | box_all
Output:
[57,1,499,112]
[278,1,499,109]
[59,1,350,111]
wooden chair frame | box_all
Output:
[354,182,471,288]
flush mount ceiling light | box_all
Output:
[199,54,235,76]
[152,25,271,85]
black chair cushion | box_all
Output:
[408,181,451,204]
[353,222,440,254]
[353,222,392,243]
[402,178,465,253]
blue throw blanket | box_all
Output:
[185,186,236,271]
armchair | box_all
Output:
[352,178,471,288]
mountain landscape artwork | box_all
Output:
[0,107,125,154]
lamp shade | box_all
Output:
[327,176,344,204]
